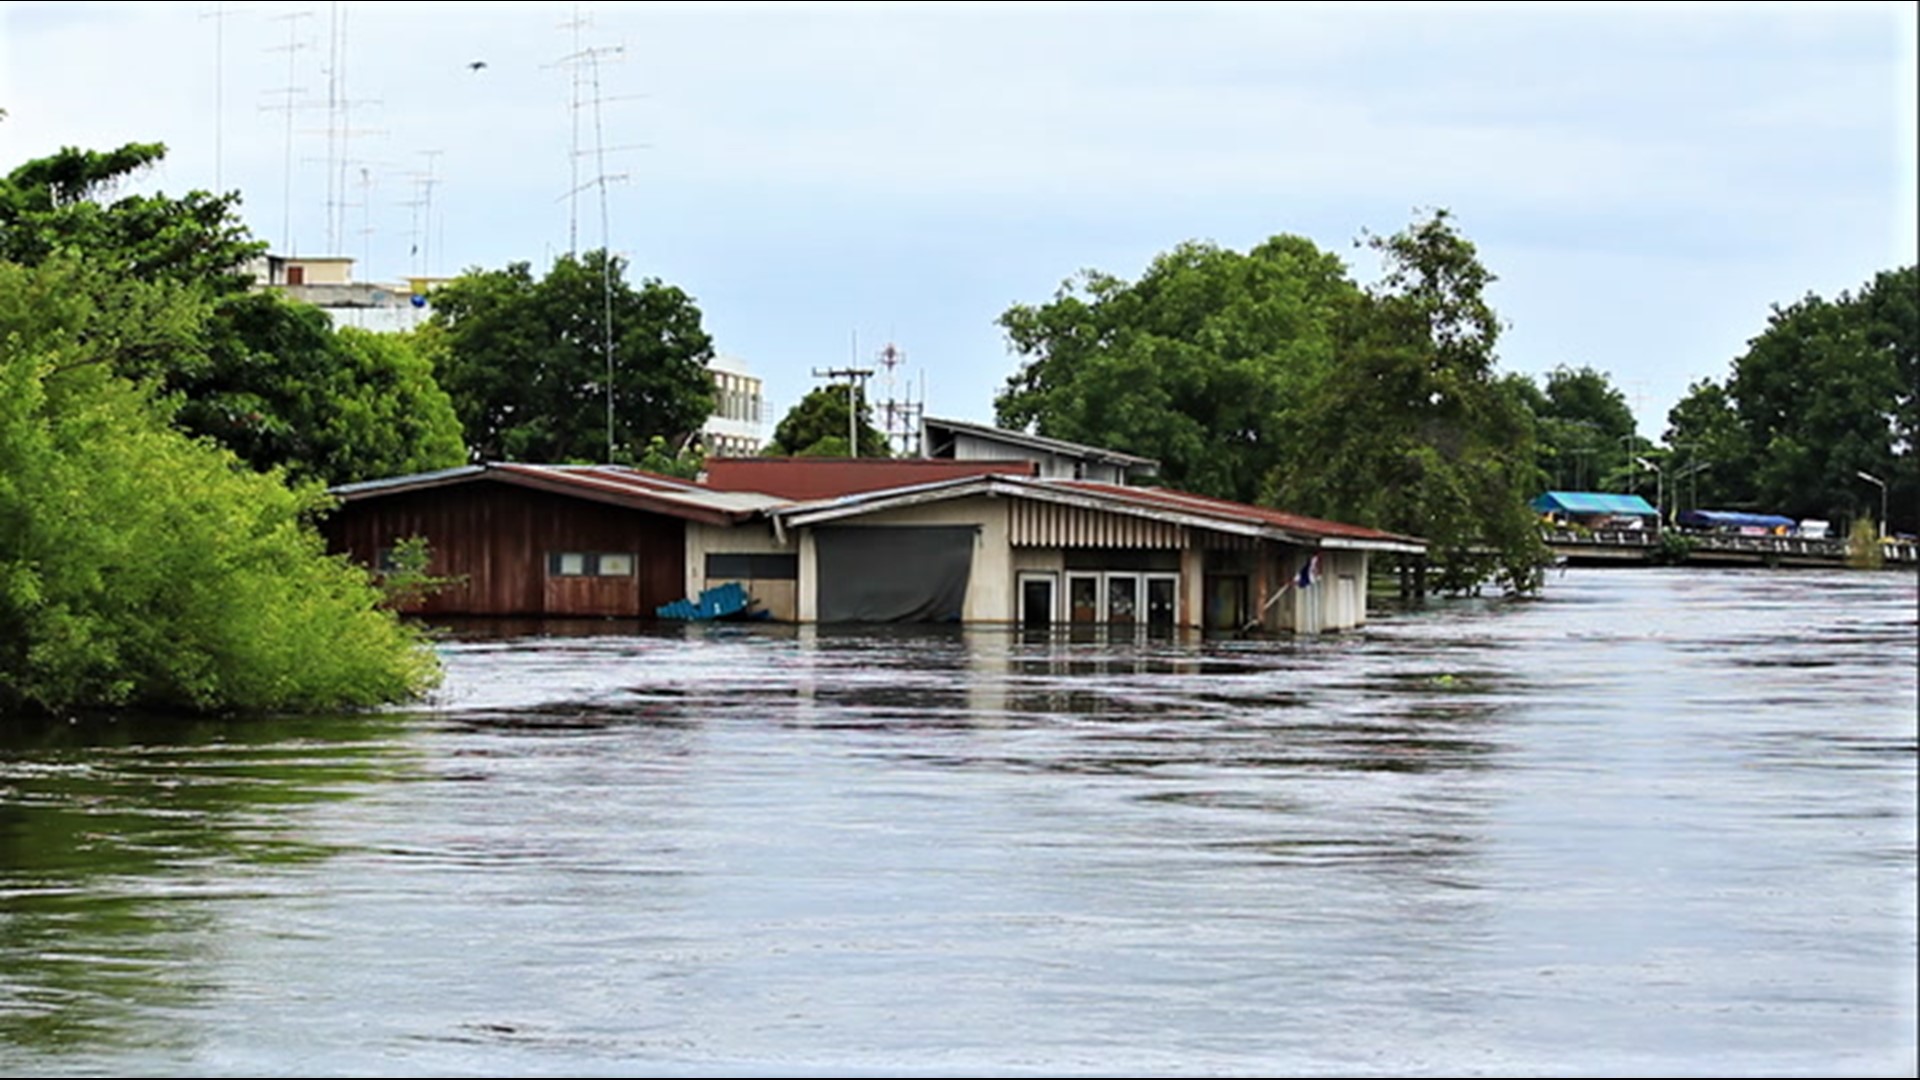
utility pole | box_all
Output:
[812,367,874,457]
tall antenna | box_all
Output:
[875,341,923,457]
[324,1,342,251]
[200,4,248,193]
[317,1,383,254]
[262,9,313,252]
[402,149,444,278]
[552,11,643,463]
[559,4,590,255]
[349,160,392,270]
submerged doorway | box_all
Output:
[1019,573,1057,628]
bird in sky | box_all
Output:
[468,60,488,71]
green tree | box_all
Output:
[170,291,466,485]
[425,249,715,464]
[995,235,1360,502]
[0,142,262,295]
[0,258,439,716]
[1661,377,1751,512]
[1516,364,1640,492]
[0,141,465,484]
[1702,265,1915,531]
[764,386,890,457]
[1269,210,1549,595]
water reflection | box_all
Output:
[0,714,412,1057]
[1,570,1912,1075]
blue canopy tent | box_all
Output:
[1675,509,1797,532]
[1532,491,1658,520]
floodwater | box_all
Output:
[1,568,1913,1078]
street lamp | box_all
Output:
[1676,460,1712,515]
[1856,470,1887,539]
[1635,457,1664,529]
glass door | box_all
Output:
[1146,574,1178,628]
[1105,575,1138,625]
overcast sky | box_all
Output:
[3,1,1914,443]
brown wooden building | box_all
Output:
[323,464,781,618]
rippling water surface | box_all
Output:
[2,569,1914,1076]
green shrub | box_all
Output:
[1,259,440,716]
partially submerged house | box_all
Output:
[327,457,1424,633]
[323,464,783,618]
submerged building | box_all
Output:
[326,437,1423,635]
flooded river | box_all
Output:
[2,568,1914,1076]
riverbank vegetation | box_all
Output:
[0,260,440,716]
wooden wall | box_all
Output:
[322,482,687,617]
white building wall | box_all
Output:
[950,432,1127,483]
[681,521,799,620]
[1283,548,1371,633]
[796,496,1013,622]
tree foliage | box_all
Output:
[995,211,1548,593]
[0,142,262,294]
[1509,364,1641,493]
[425,249,715,464]
[995,235,1359,502]
[1666,265,1915,533]
[0,258,439,716]
[0,140,466,484]
[1270,210,1549,594]
[765,386,890,457]
[170,292,466,485]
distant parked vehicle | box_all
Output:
[1675,509,1797,535]
[1798,520,1831,540]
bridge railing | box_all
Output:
[1542,527,1920,564]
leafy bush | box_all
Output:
[1,259,440,716]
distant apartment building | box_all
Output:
[247,253,439,333]
[703,354,766,458]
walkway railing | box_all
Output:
[1543,528,1919,565]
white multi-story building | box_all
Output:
[246,253,438,333]
[704,354,766,457]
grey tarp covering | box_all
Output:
[815,525,977,623]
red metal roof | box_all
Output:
[703,457,1037,500]
[331,463,782,526]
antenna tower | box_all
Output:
[261,9,313,252]
[316,2,383,254]
[200,4,249,193]
[552,9,642,462]
[401,149,445,278]
[876,342,924,457]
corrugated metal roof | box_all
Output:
[1532,491,1658,516]
[332,461,1425,552]
[773,474,1426,552]
[1056,482,1428,551]
[703,457,1037,500]
[329,462,783,525]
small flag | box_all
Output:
[1296,554,1320,588]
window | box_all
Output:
[547,552,636,577]
[705,553,798,580]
